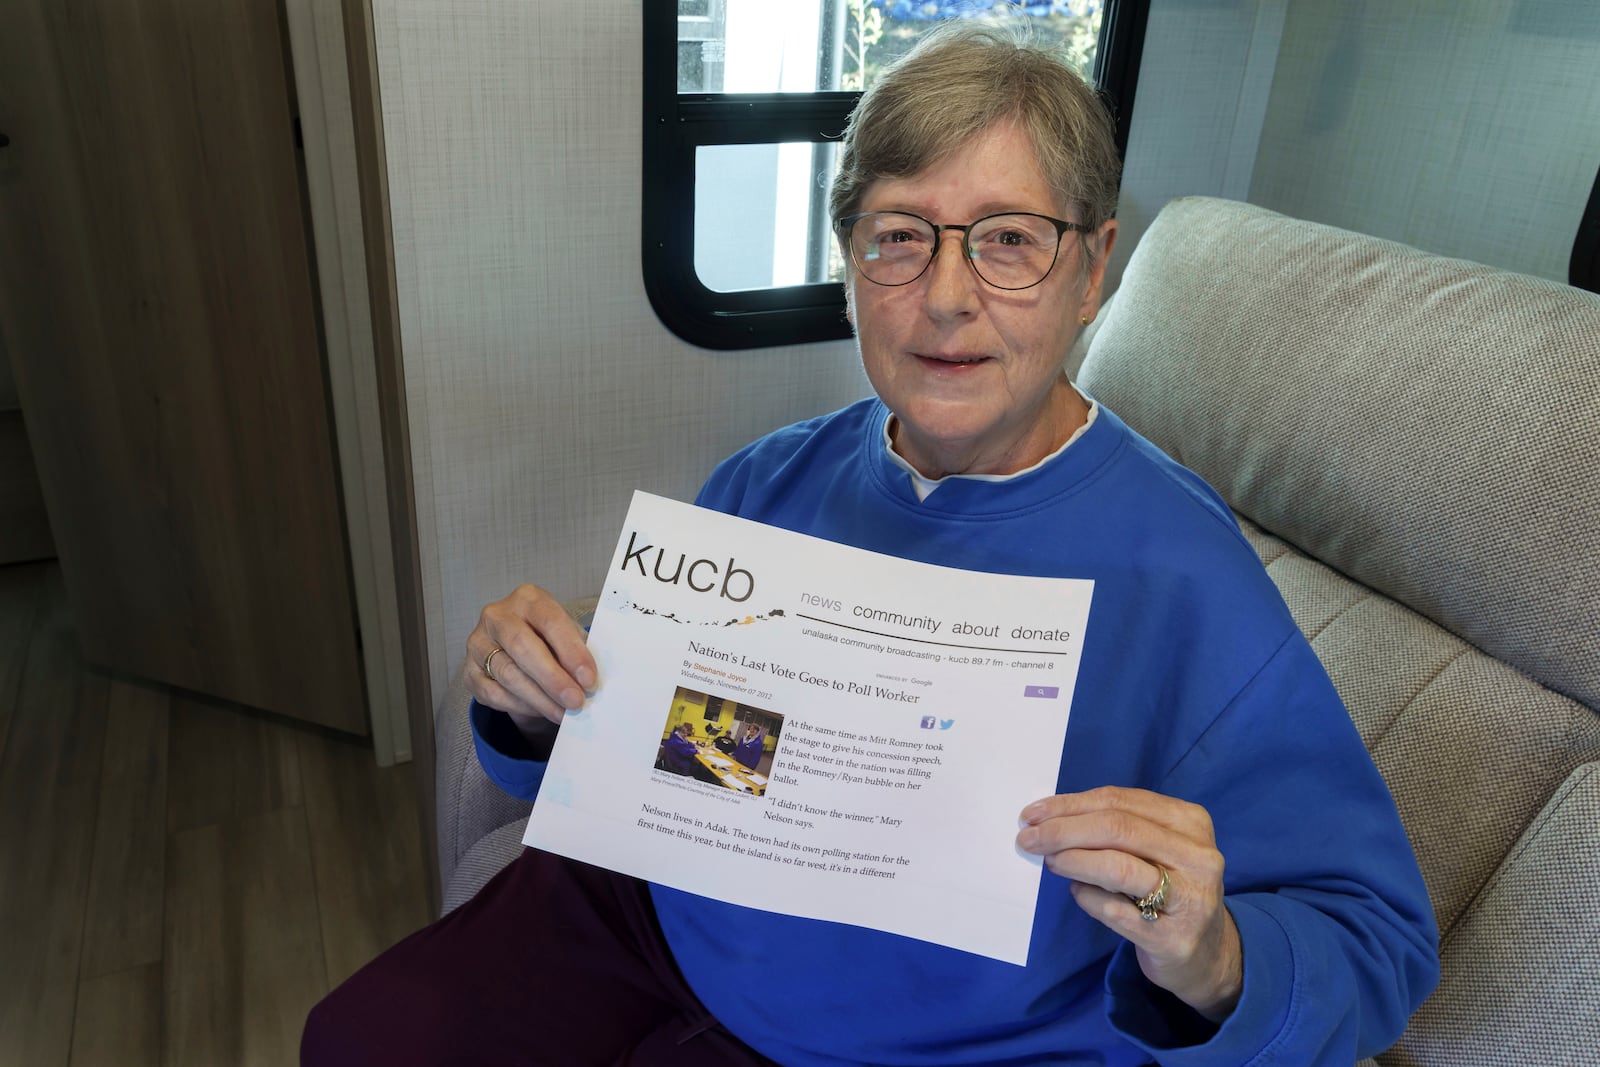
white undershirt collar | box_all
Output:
[882,388,1100,502]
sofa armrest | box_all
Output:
[433,596,600,913]
[1384,762,1600,1065]
[433,668,532,909]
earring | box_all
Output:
[1080,315,1092,326]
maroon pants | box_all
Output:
[302,848,776,1066]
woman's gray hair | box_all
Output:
[829,22,1121,251]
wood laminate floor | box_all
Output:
[0,561,433,1066]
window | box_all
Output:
[642,0,1148,350]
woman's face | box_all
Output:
[846,119,1115,478]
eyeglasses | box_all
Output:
[835,210,1088,291]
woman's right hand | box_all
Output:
[465,584,598,735]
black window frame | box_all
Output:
[1573,162,1600,294]
[642,2,1149,350]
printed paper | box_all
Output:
[523,491,1093,964]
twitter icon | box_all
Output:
[938,718,955,730]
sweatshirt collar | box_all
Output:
[880,387,1101,502]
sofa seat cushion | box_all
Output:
[1238,517,1600,936]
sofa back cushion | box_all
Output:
[1080,196,1600,712]
[1078,197,1600,1063]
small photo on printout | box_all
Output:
[655,686,783,797]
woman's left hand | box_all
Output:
[1016,786,1243,1022]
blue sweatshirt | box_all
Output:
[473,398,1438,1065]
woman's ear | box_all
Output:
[1077,218,1119,324]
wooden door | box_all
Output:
[0,0,367,734]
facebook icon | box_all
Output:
[920,715,937,729]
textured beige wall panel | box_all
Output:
[373,1,871,711]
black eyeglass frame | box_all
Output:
[834,210,1091,291]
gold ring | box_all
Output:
[483,646,506,682]
[1134,864,1169,922]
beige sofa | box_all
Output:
[434,196,1600,1063]
[1079,197,1600,1064]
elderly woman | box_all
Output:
[304,24,1437,1066]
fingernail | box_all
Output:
[561,687,585,710]
[1020,802,1045,824]
[1016,826,1039,851]
[575,665,597,691]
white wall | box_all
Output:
[1117,0,1600,287]
[372,0,870,711]
[1108,0,1287,290]
[1249,0,1600,283]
